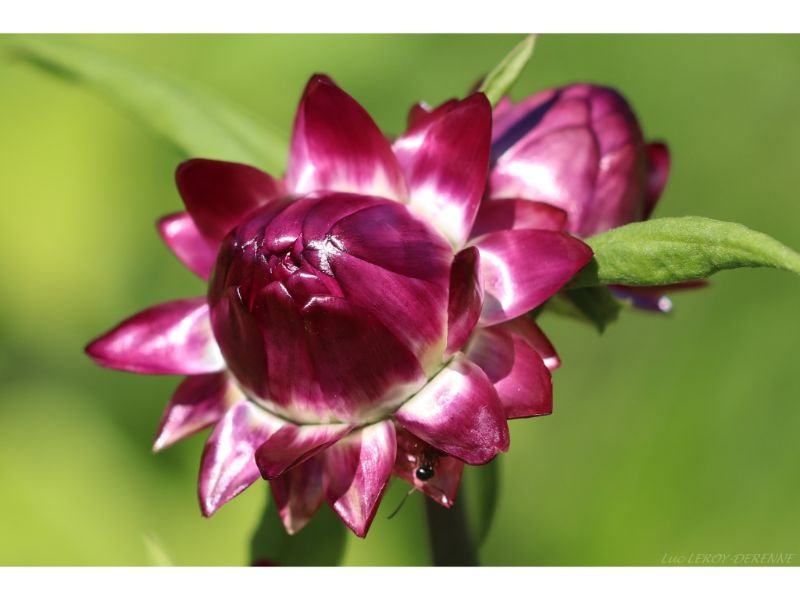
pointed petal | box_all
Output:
[86,298,224,375]
[644,142,671,219]
[157,212,219,280]
[446,247,483,356]
[286,74,406,201]
[502,316,560,370]
[323,421,396,537]
[394,354,508,465]
[466,326,552,419]
[176,159,284,244]
[470,199,567,239]
[396,99,460,164]
[270,457,325,535]
[255,422,353,480]
[394,426,464,508]
[198,401,285,517]
[153,372,240,451]
[402,94,492,248]
[474,229,593,326]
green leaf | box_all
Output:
[461,459,500,547]
[546,287,622,333]
[250,499,348,566]
[9,37,287,170]
[569,216,800,289]
[479,34,537,107]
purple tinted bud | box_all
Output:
[489,84,671,238]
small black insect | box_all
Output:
[415,463,435,481]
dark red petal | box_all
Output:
[323,421,396,537]
[153,372,239,451]
[393,427,464,508]
[270,457,325,535]
[474,229,593,326]
[394,354,509,465]
[198,401,285,517]
[286,74,406,201]
[157,212,219,280]
[402,94,492,248]
[446,247,483,356]
[466,326,552,419]
[255,422,353,480]
[86,298,223,375]
[502,316,560,370]
[643,142,671,219]
[176,159,284,244]
[469,199,568,239]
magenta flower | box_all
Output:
[86,75,592,537]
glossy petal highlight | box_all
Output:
[198,401,285,517]
[176,158,284,244]
[286,74,407,201]
[153,372,240,451]
[157,212,219,280]
[395,354,509,465]
[323,421,396,537]
[474,229,593,326]
[85,298,224,375]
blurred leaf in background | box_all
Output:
[0,34,798,566]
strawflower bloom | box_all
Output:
[86,75,592,537]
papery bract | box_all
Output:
[86,74,592,538]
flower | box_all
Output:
[413,84,702,312]
[86,75,592,537]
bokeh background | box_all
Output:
[0,34,798,566]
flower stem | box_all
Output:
[424,496,479,566]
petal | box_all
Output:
[393,426,464,508]
[286,74,407,201]
[198,401,285,517]
[176,159,284,244]
[446,247,483,356]
[402,94,492,248]
[248,288,426,424]
[255,422,353,480]
[396,99,460,164]
[473,229,593,326]
[644,142,671,219]
[323,421,396,537]
[466,325,552,419]
[270,457,325,535]
[489,126,599,236]
[86,298,224,375]
[611,280,708,313]
[470,199,568,239]
[153,372,240,451]
[157,212,219,280]
[502,316,560,370]
[394,354,509,465]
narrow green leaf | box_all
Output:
[142,532,174,567]
[9,37,287,170]
[461,459,500,547]
[479,34,537,107]
[569,216,800,289]
[250,499,348,566]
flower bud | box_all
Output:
[489,84,670,238]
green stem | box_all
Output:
[424,496,479,566]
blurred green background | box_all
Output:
[0,34,798,566]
